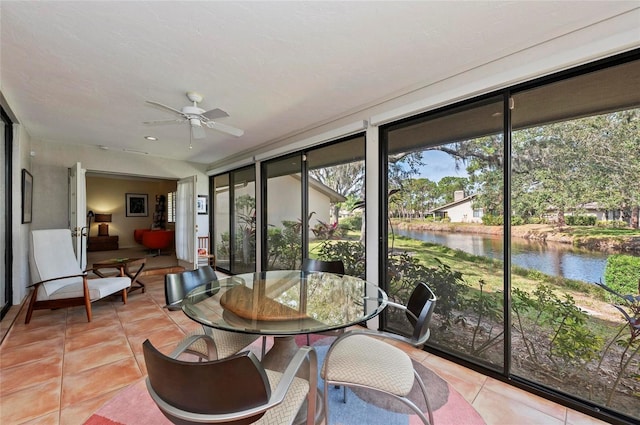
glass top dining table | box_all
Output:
[182,269,388,336]
[182,270,387,425]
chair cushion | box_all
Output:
[182,328,259,359]
[43,276,130,301]
[321,334,415,397]
[256,370,310,425]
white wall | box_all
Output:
[30,138,210,230]
[12,124,32,305]
[446,201,482,224]
[12,138,211,304]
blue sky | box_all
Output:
[416,150,468,182]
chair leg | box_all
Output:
[84,294,92,322]
[414,369,434,425]
[261,336,267,359]
[24,289,38,324]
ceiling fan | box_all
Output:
[144,91,244,146]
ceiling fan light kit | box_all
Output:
[144,91,244,148]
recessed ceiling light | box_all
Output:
[144,136,158,141]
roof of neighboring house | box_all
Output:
[545,202,604,212]
[290,174,347,203]
[428,193,477,213]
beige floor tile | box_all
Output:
[126,326,187,357]
[120,314,175,337]
[64,322,127,351]
[481,377,567,421]
[115,301,165,322]
[422,354,487,402]
[65,314,122,339]
[61,356,142,408]
[0,336,65,369]
[60,387,122,425]
[0,356,62,396]
[63,337,134,374]
[17,411,59,425]
[473,386,565,425]
[1,322,66,349]
[0,378,60,424]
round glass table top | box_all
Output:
[182,270,388,335]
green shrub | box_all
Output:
[511,216,525,226]
[566,215,597,226]
[596,220,628,228]
[316,240,366,278]
[482,214,504,226]
[526,217,547,224]
[338,215,362,232]
[604,254,640,296]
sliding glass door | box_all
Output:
[262,154,303,270]
[383,95,506,370]
[261,136,366,273]
[508,57,640,418]
[213,166,256,274]
[382,53,640,422]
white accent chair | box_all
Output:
[26,229,131,324]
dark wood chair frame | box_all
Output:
[143,336,318,425]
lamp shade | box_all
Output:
[94,213,112,223]
[95,213,112,236]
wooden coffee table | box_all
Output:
[92,257,146,294]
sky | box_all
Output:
[416,150,468,182]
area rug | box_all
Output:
[84,337,485,425]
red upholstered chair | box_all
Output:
[142,230,174,256]
[134,228,151,244]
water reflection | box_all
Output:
[396,229,611,284]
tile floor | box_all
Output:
[0,273,611,425]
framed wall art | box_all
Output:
[197,195,208,215]
[125,193,148,217]
[21,169,33,224]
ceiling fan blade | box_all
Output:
[143,119,184,125]
[201,108,229,120]
[145,100,185,117]
[191,123,207,139]
[205,121,245,137]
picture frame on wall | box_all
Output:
[125,193,148,217]
[21,169,33,224]
[197,195,208,215]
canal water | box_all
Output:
[396,229,613,284]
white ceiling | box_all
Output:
[1,1,638,165]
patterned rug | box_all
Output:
[84,336,485,425]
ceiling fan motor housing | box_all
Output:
[182,105,205,116]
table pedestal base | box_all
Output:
[262,336,325,425]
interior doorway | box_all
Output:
[85,172,179,272]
